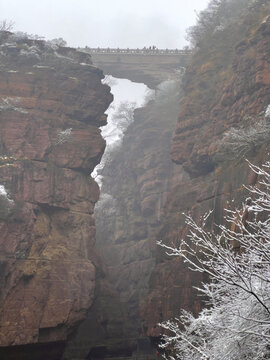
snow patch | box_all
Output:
[33,65,53,69]
[80,62,92,66]
[0,185,8,197]
[261,15,270,24]
[0,185,13,203]
[0,97,28,114]
[265,104,270,118]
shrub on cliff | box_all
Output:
[158,162,270,359]
[216,117,270,162]
[0,185,14,220]
[0,20,14,31]
[186,0,256,48]
[45,37,67,50]
[56,128,73,145]
[0,29,71,67]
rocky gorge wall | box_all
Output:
[93,0,270,345]
[1,0,270,358]
[0,32,112,359]
[145,0,270,337]
[93,80,187,351]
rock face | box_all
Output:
[94,80,186,350]
[144,157,265,336]
[89,0,270,345]
[0,32,112,358]
[171,2,270,177]
[1,1,270,356]
[145,0,270,337]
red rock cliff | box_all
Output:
[88,2,270,345]
[92,81,186,352]
[145,0,270,337]
[0,32,112,358]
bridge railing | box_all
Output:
[82,47,192,56]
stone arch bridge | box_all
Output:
[84,47,192,88]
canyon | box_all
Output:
[0,0,270,359]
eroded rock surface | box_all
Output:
[2,1,270,356]
[171,2,270,177]
[94,81,186,350]
[145,1,270,337]
[0,32,112,357]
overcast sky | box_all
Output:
[0,0,209,48]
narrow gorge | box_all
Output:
[0,0,270,359]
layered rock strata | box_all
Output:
[171,2,270,177]
[1,0,270,355]
[94,81,187,350]
[145,1,270,337]
[0,32,112,359]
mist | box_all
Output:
[0,0,210,48]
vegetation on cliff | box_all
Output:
[155,1,270,358]
[159,162,270,359]
[171,0,270,176]
[187,0,259,49]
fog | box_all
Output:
[0,0,209,48]
[92,76,151,186]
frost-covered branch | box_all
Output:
[216,117,270,162]
[0,20,14,31]
[55,128,73,145]
[158,162,270,360]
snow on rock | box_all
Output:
[0,185,8,197]
[0,184,13,203]
[265,104,270,118]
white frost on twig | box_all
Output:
[158,161,270,360]
[56,128,73,145]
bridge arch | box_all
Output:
[83,47,192,88]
